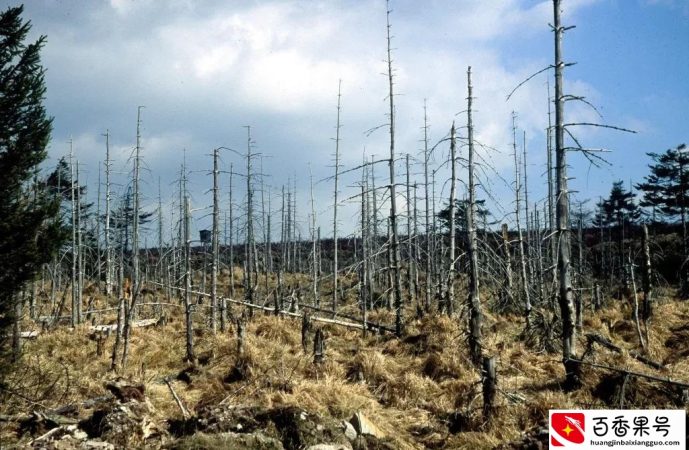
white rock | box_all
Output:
[306,444,351,450]
[342,420,357,442]
[349,412,385,439]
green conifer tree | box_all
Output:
[0,5,63,366]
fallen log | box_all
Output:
[566,358,689,389]
[150,282,395,334]
[584,332,664,370]
[90,319,157,333]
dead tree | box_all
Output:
[446,123,457,316]
[546,82,557,303]
[466,67,483,365]
[405,154,415,306]
[628,256,647,350]
[96,164,102,295]
[512,113,531,326]
[413,183,421,305]
[332,80,342,315]
[481,356,497,425]
[211,147,220,333]
[553,0,579,389]
[385,1,404,335]
[245,126,256,305]
[641,224,653,324]
[310,168,320,307]
[301,312,311,352]
[109,278,127,372]
[361,183,369,336]
[313,328,325,364]
[76,162,83,323]
[69,138,78,326]
[183,195,195,363]
[422,101,432,312]
[122,105,144,370]
[501,224,514,307]
[228,163,235,299]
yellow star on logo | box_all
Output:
[562,424,574,436]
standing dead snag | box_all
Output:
[110,278,129,372]
[310,168,319,308]
[447,123,457,316]
[244,126,256,306]
[406,154,415,307]
[183,196,195,364]
[641,224,653,325]
[512,113,531,327]
[69,138,78,327]
[210,147,220,334]
[226,316,250,382]
[628,256,647,350]
[482,356,497,425]
[385,1,404,336]
[104,130,113,297]
[422,101,433,313]
[501,224,514,308]
[121,105,145,371]
[553,0,580,389]
[313,328,325,364]
[332,80,342,316]
[301,312,311,352]
[466,67,483,365]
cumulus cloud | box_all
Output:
[15,0,615,236]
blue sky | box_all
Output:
[3,0,688,240]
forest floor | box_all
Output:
[2,275,689,449]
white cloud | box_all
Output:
[19,0,615,234]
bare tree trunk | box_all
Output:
[310,169,319,307]
[546,82,557,304]
[184,196,195,362]
[386,218,393,310]
[553,0,579,389]
[512,114,531,325]
[332,80,342,315]
[96,164,102,295]
[523,131,532,289]
[211,148,220,333]
[535,208,545,305]
[501,224,514,307]
[446,123,458,317]
[260,158,268,286]
[371,155,379,288]
[413,183,420,306]
[386,1,403,336]
[229,164,235,300]
[361,183,369,336]
[76,161,83,324]
[266,185,272,278]
[122,106,144,370]
[423,102,432,312]
[406,154,414,307]
[70,138,78,327]
[680,155,688,298]
[12,294,21,362]
[629,256,647,350]
[245,127,255,305]
[466,67,483,365]
[110,294,124,372]
[104,131,113,296]
[481,356,497,425]
[576,217,583,330]
[641,224,653,323]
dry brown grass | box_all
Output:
[2,280,689,449]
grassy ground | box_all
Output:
[2,276,688,449]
